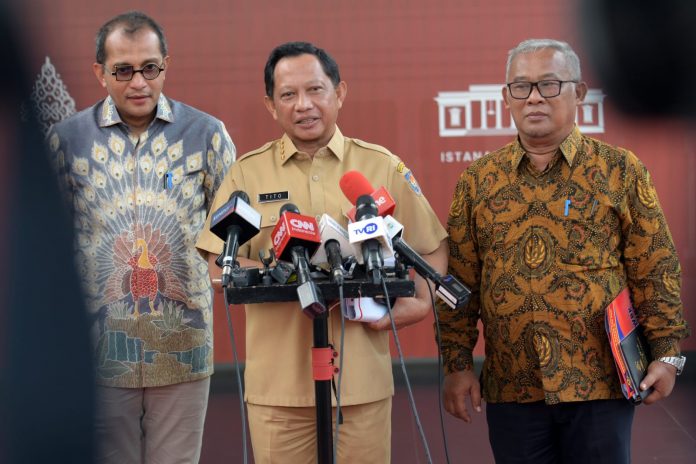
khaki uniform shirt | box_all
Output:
[197,127,447,406]
[439,126,689,404]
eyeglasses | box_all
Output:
[110,63,165,82]
[506,80,578,99]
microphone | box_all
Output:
[210,191,262,288]
[310,214,354,284]
[339,170,396,221]
[271,203,326,317]
[271,203,321,262]
[346,195,393,284]
[382,215,471,309]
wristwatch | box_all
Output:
[657,356,686,375]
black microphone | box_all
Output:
[210,191,262,288]
[325,241,344,284]
[271,203,326,318]
[383,215,471,309]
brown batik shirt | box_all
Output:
[439,126,689,404]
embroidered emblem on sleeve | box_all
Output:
[404,170,422,196]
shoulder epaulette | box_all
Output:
[239,141,275,161]
[351,138,394,158]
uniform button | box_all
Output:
[312,174,319,181]
[270,215,277,222]
[315,215,321,222]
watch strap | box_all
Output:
[657,356,686,375]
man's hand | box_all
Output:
[443,370,482,423]
[640,359,678,405]
[367,295,429,330]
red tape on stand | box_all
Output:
[312,347,337,381]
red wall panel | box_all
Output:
[15,0,695,361]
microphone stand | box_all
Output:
[226,267,414,464]
[291,246,334,463]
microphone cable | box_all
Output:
[333,284,346,463]
[428,282,452,464]
[380,275,433,464]
[223,284,249,464]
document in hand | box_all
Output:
[604,288,653,404]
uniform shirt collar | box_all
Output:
[278,126,345,164]
[510,125,582,171]
[98,94,174,128]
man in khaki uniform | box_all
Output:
[196,41,447,463]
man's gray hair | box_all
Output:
[506,39,581,82]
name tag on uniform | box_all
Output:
[258,191,289,203]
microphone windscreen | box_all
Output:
[355,194,378,220]
[280,202,300,215]
[230,190,250,203]
[339,171,374,205]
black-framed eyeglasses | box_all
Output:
[506,80,578,99]
[110,63,165,82]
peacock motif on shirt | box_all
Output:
[104,224,188,316]
[47,96,236,385]
[129,238,159,314]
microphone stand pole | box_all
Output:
[293,246,334,464]
[313,312,334,464]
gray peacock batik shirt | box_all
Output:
[48,94,235,388]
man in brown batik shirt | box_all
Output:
[438,38,689,464]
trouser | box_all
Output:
[486,399,635,464]
[95,377,210,464]
[247,397,392,464]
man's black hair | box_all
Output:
[264,41,341,97]
[95,11,167,64]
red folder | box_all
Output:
[604,288,653,403]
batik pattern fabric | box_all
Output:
[48,94,235,387]
[439,126,689,404]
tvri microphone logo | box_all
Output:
[355,222,379,235]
